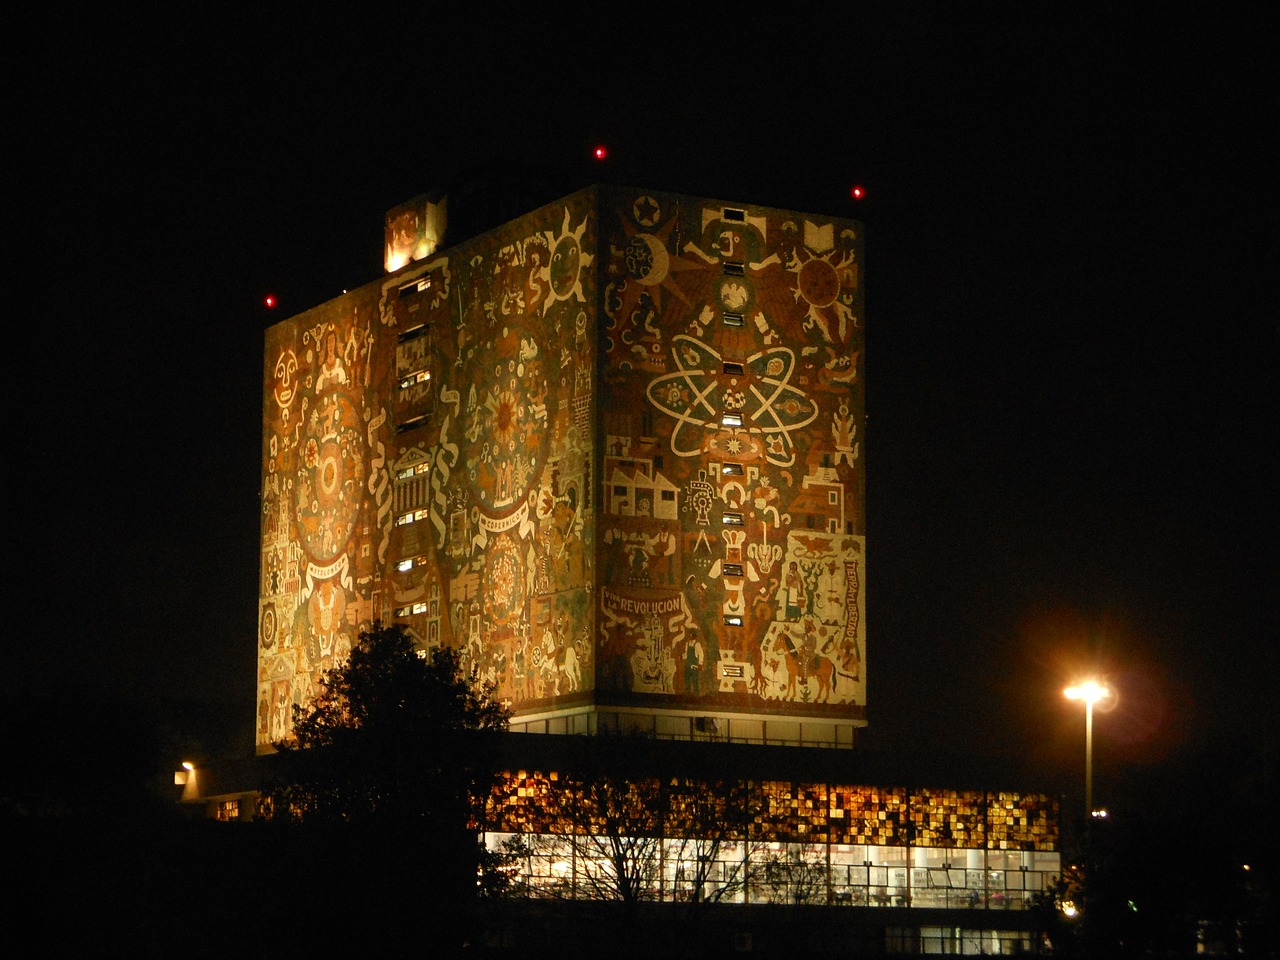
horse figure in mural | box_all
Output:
[771,632,837,702]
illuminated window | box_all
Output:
[396,512,414,526]
[723,260,745,276]
[216,799,240,822]
[723,207,746,222]
[397,558,413,572]
[722,462,744,476]
[723,312,744,327]
[723,563,744,576]
[394,605,411,617]
[398,369,432,390]
[723,615,743,627]
[722,513,744,526]
[397,278,432,300]
[722,413,743,428]
[723,361,744,375]
[395,462,431,481]
[412,601,428,614]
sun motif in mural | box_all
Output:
[488,383,524,450]
[538,207,593,314]
[647,334,818,467]
[788,223,859,344]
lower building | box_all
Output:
[179,731,1060,956]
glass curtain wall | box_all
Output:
[488,833,1059,910]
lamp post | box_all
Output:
[1064,681,1110,816]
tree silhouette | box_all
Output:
[262,623,509,949]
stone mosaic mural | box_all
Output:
[258,187,865,748]
[596,190,865,719]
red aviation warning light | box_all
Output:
[264,295,277,309]
[850,184,865,200]
[593,145,608,160]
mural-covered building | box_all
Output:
[258,185,867,751]
[226,183,1065,954]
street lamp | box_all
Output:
[1064,681,1110,816]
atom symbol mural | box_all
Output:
[647,334,818,467]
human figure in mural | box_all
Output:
[316,330,347,390]
[629,542,650,586]
[513,640,526,700]
[684,632,705,695]
[258,691,271,742]
[784,561,807,621]
[523,636,538,700]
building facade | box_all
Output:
[258,185,866,751]
[249,184,1061,953]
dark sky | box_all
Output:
[10,7,1276,806]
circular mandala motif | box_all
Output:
[484,533,524,625]
[260,606,276,650]
[294,390,365,565]
[464,335,555,519]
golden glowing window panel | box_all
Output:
[487,772,1058,852]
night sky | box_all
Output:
[11,7,1276,822]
